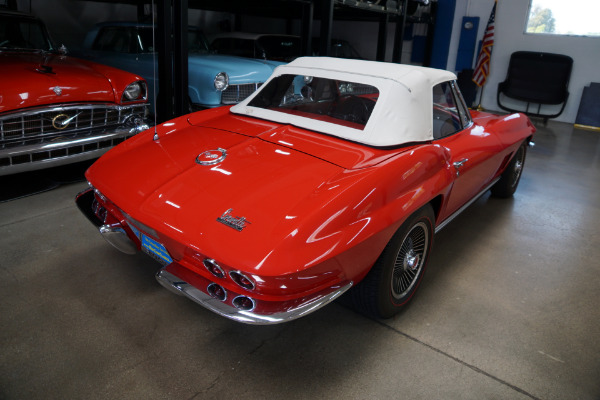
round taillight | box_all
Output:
[207,283,227,301]
[203,258,225,278]
[233,296,255,311]
[229,271,255,290]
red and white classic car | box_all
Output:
[0,10,150,176]
[76,57,535,324]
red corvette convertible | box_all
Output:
[76,57,535,324]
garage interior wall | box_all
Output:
[16,0,599,124]
[447,0,600,124]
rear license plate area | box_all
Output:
[141,234,173,265]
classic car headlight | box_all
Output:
[214,72,229,91]
[122,81,147,102]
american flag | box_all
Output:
[472,1,496,87]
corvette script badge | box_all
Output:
[217,209,251,232]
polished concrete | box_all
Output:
[1,120,599,400]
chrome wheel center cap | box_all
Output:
[404,250,420,271]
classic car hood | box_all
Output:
[88,119,346,268]
[0,52,116,113]
[187,53,281,83]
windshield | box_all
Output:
[248,74,379,130]
[330,41,362,59]
[130,27,210,54]
[188,29,211,53]
[0,15,53,51]
[257,36,301,61]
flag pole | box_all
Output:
[472,0,496,111]
[476,85,485,111]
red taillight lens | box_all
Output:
[233,296,255,311]
[229,271,255,290]
[207,283,227,301]
[203,258,225,278]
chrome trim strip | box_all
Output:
[156,268,353,325]
[435,177,500,233]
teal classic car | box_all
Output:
[76,22,283,109]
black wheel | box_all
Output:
[491,141,527,198]
[349,204,435,318]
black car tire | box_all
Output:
[349,204,435,318]
[491,141,527,198]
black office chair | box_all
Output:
[497,51,573,122]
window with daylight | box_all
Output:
[526,0,600,37]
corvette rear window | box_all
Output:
[248,74,379,130]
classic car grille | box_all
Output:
[0,103,149,172]
[221,83,263,105]
[0,104,146,145]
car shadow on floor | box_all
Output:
[0,160,94,203]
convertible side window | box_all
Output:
[432,82,462,139]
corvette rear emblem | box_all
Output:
[53,86,62,96]
[196,148,226,165]
[217,208,250,231]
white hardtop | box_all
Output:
[231,57,457,147]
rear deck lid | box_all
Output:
[188,111,406,170]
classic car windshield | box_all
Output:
[137,27,210,53]
[247,74,379,130]
[94,26,211,54]
[257,36,301,61]
[188,29,211,53]
[0,15,53,51]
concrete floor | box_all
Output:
[1,120,599,400]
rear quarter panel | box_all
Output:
[471,111,536,179]
[258,143,454,284]
[472,111,536,147]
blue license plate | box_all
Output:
[141,234,173,265]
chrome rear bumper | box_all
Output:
[156,267,352,325]
[77,187,351,324]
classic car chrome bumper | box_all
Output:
[75,188,139,254]
[156,267,353,325]
[0,125,149,176]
